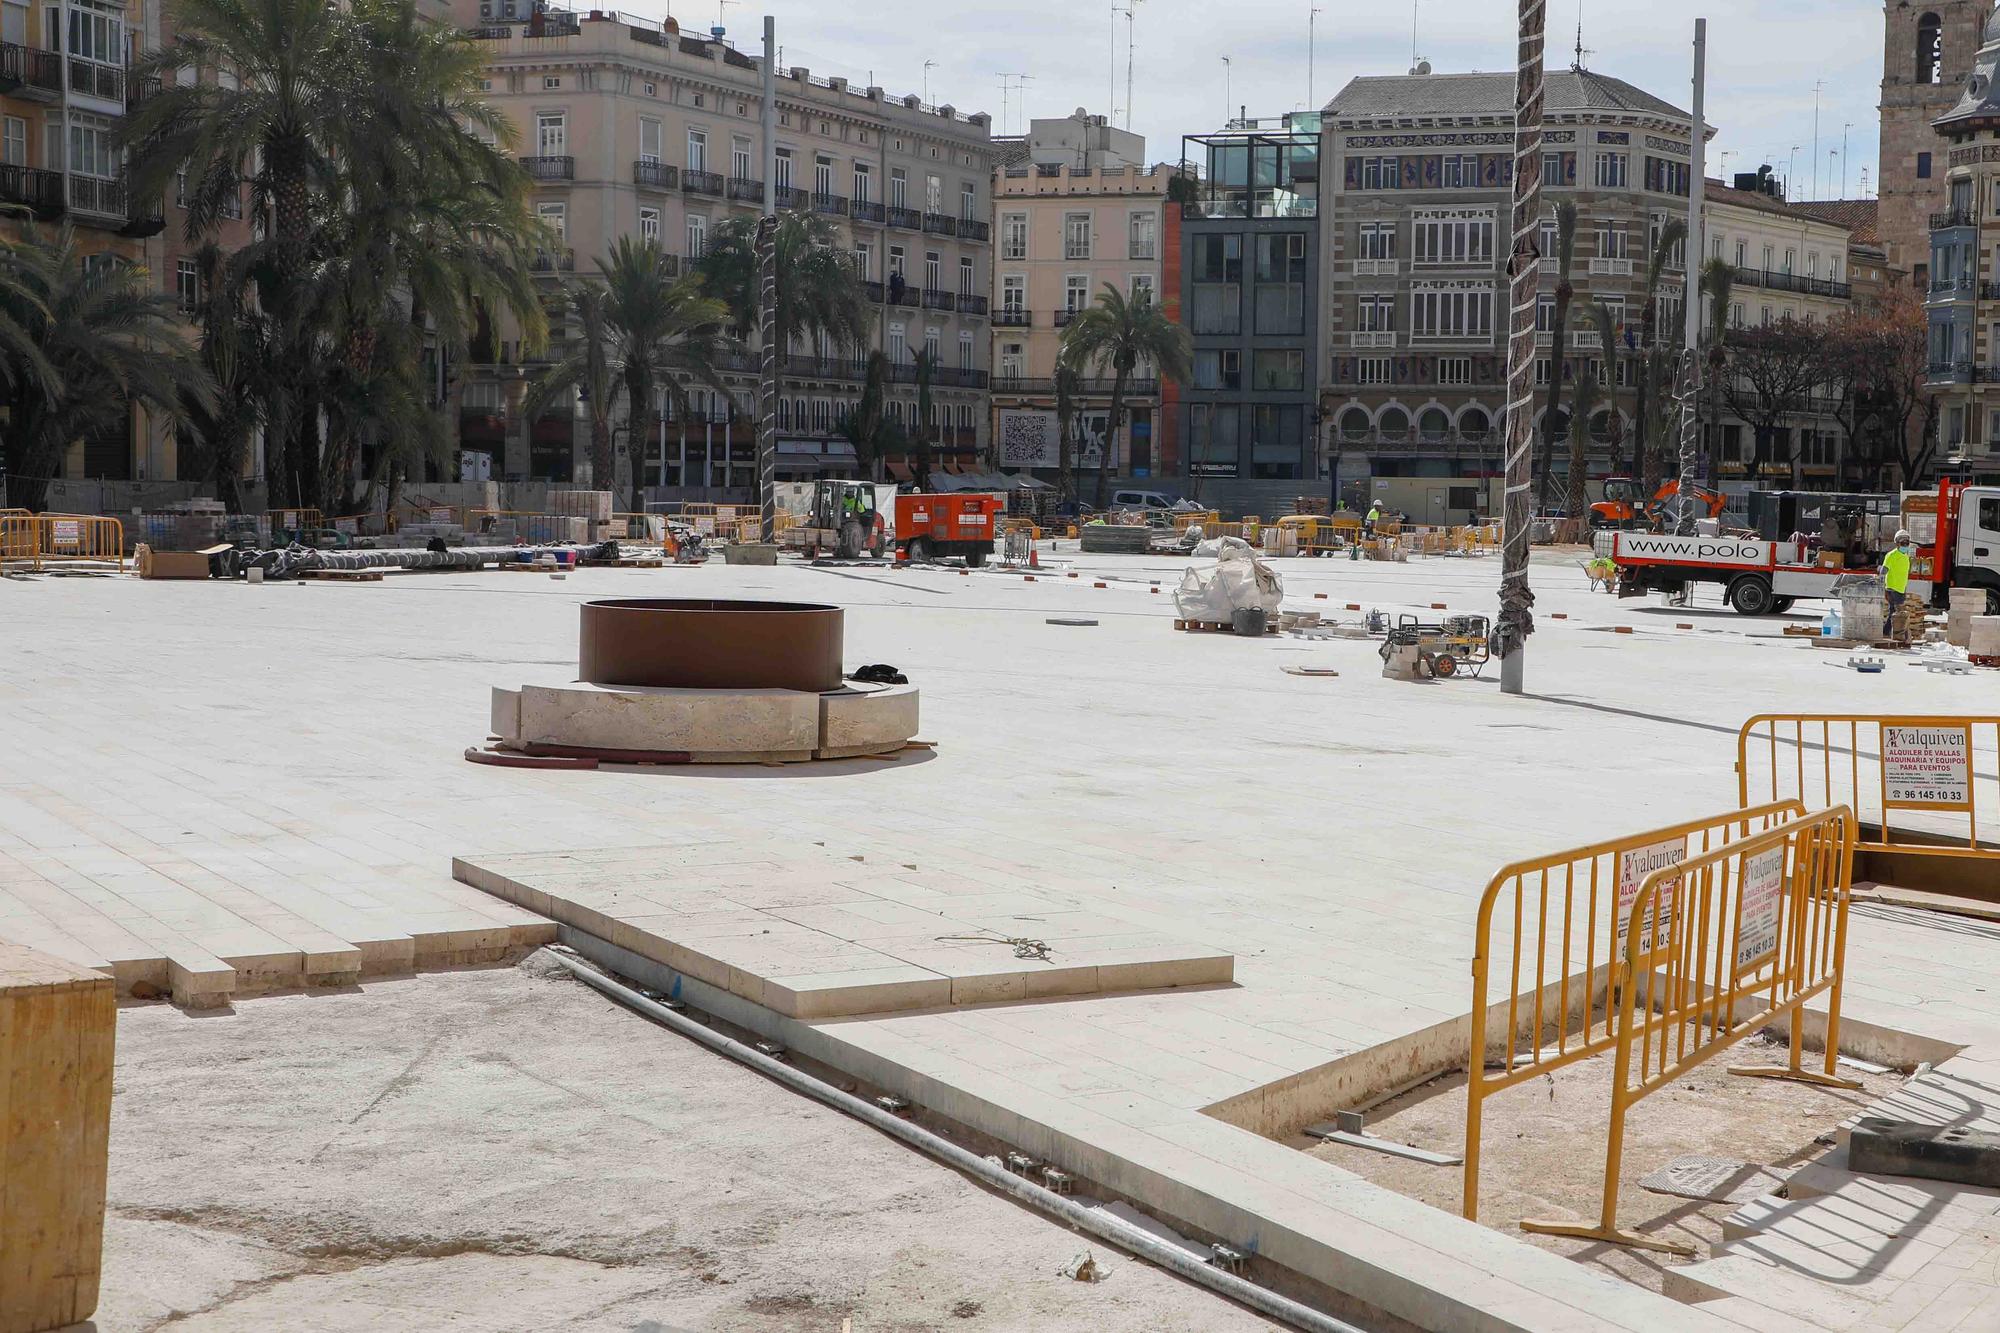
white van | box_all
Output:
[1110,489,1182,512]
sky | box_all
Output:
[637,0,1891,204]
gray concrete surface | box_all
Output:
[88,954,1277,1332]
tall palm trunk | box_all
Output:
[626,366,650,513]
[264,145,314,509]
[1497,0,1546,696]
[1096,366,1130,510]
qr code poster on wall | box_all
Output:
[997,410,1059,468]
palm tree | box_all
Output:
[603,238,733,513]
[175,242,270,513]
[1535,201,1578,510]
[1053,362,1081,509]
[1565,299,1619,537]
[1632,218,1688,490]
[1699,258,1734,486]
[912,348,937,491]
[698,210,868,497]
[0,227,214,512]
[1058,282,1193,509]
[523,284,618,489]
[843,350,890,481]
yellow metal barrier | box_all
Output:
[1520,805,1860,1254]
[1739,714,2000,863]
[0,512,37,567]
[1172,510,1221,533]
[1462,799,1808,1222]
[1,514,126,571]
[267,507,325,534]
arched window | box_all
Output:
[1378,406,1411,439]
[1338,406,1372,440]
[1589,409,1617,444]
[777,398,791,429]
[1418,407,1451,440]
[1460,407,1492,440]
[1918,12,1943,85]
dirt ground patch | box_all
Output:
[1298,1033,1901,1293]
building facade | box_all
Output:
[457,4,995,490]
[1320,68,1698,501]
[1924,4,2000,476]
[1175,113,1320,497]
[1881,0,1987,284]
[989,114,1168,481]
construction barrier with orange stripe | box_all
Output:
[1520,805,1859,1254]
[1462,799,1809,1222]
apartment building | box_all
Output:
[456,3,995,490]
[1880,0,1987,284]
[1176,112,1321,501]
[1,0,171,486]
[990,112,1171,480]
[1321,67,1698,498]
[1702,173,1856,484]
[1924,6,2000,478]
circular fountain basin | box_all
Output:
[578,598,844,694]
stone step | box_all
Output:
[1663,1254,1884,1331]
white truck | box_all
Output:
[1600,481,2000,616]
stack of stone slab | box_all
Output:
[0,942,112,1333]
[1947,587,1987,648]
[1973,615,2000,663]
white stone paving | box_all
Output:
[5,547,2000,1329]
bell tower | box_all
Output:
[1881,0,1988,282]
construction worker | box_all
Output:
[1365,501,1383,536]
[1882,529,1914,638]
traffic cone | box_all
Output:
[1028,544,1040,569]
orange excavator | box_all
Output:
[1588,477,1728,531]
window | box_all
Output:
[1783,247,1796,275]
[888,322,906,363]
[815,154,834,196]
[1359,222,1397,261]
[959,256,975,296]
[1001,274,1025,312]
[536,201,566,239]
[926,173,942,213]
[1763,243,1775,271]
[638,117,662,164]
[1250,405,1304,477]
[1193,349,1241,390]
[1191,233,1242,335]
[999,340,1024,379]
[1918,151,1933,180]
[174,258,198,311]
[1594,152,1628,188]
[1000,212,1027,259]
[1188,404,1241,473]
[639,206,660,245]
[1130,273,1155,305]
[1065,274,1089,313]
[853,162,872,202]
[536,113,566,157]
[1442,154,1480,188]
[1917,11,1943,84]
[958,331,974,369]
[1542,151,1563,185]
[1410,285,1495,340]
[1358,294,1395,333]
[1253,349,1304,391]
[1598,224,1627,260]
[1537,295,1557,332]
[961,183,977,221]
[543,75,560,89]
[1730,301,1744,328]
[924,327,940,362]
[0,115,21,166]
[888,244,905,277]
[1761,305,1773,326]
[1128,211,1157,260]
[925,250,941,291]
[173,165,187,207]
[1413,211,1495,266]
[1736,239,1748,268]
[1360,156,1401,189]
[890,168,908,209]
[1064,212,1092,260]
[775,147,793,191]
[65,3,123,65]
[686,214,706,257]
[1437,357,1472,387]
[1255,232,1306,335]
[854,242,873,279]
[687,129,707,172]
[644,81,656,97]
[731,136,751,180]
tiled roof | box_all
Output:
[1790,199,1880,245]
[1325,69,1690,122]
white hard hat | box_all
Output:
[1896,529,1912,544]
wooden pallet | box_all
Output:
[1174,619,1279,636]
[298,568,383,582]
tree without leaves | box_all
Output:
[1721,317,1825,481]
[1839,284,1935,488]
[1057,282,1193,509]
[1633,217,1687,490]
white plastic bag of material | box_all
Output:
[1174,536,1285,623]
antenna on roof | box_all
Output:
[1571,0,1593,72]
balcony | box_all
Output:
[923,289,956,311]
[959,294,989,317]
[887,205,922,230]
[775,185,810,210]
[67,57,122,103]
[783,354,870,381]
[993,307,1031,327]
[66,174,126,221]
[1352,259,1398,276]
[530,249,576,273]
[1054,308,1080,327]
[1351,331,1397,348]
[727,175,763,202]
[863,280,885,302]
[1588,257,1635,277]
[934,367,989,388]
[634,160,678,190]
[960,219,990,243]
[923,213,959,237]
[1930,275,1977,300]
[1332,432,1503,457]
[0,163,65,219]
[1733,266,1852,300]
[888,283,921,308]
[992,376,1159,397]
[521,155,574,181]
[1928,360,1975,384]
[0,41,63,99]
[811,191,847,216]
[683,169,724,197]
[1931,206,1977,230]
[851,200,885,224]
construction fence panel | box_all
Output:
[1739,714,2000,861]
[1461,799,1809,1221]
[0,513,38,568]
[1521,806,1859,1254]
[3,515,126,570]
